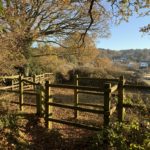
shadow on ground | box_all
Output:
[0,112,101,150]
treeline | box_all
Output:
[29,34,123,79]
[98,48,150,62]
[22,33,129,80]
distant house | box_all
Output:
[139,61,149,69]
[113,57,128,63]
[128,62,137,69]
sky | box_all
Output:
[96,15,150,50]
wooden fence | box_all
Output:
[0,73,149,129]
[0,73,53,90]
[44,76,119,131]
[118,76,150,122]
[42,75,150,131]
[0,73,149,150]
[0,73,53,113]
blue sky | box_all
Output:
[96,15,150,50]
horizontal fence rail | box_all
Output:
[11,101,37,107]
[0,84,19,90]
[22,79,39,86]
[48,102,104,114]
[77,77,119,82]
[0,75,19,79]
[124,84,150,90]
[78,102,104,108]
[47,118,102,131]
[48,84,101,91]
[77,90,104,96]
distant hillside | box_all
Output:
[98,48,150,62]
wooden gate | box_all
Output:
[44,77,119,131]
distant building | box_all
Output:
[139,61,149,69]
[113,56,128,64]
[128,62,137,69]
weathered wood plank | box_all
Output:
[48,118,102,131]
[19,76,24,111]
[0,75,19,79]
[103,83,111,150]
[124,84,150,90]
[48,102,104,114]
[118,76,125,122]
[78,102,104,108]
[11,101,36,107]
[48,84,100,91]
[77,90,104,95]
[74,74,79,118]
[45,80,53,129]
[104,83,111,127]
[0,85,19,90]
[77,77,119,82]
[22,79,39,86]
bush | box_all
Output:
[95,121,150,150]
[54,64,128,87]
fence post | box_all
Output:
[41,86,45,115]
[104,83,111,127]
[19,75,24,111]
[74,74,79,118]
[45,80,53,129]
[33,74,36,90]
[103,83,111,150]
[36,83,42,116]
[118,76,125,122]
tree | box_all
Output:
[0,0,110,59]
[0,1,149,75]
[140,24,150,34]
[107,0,149,19]
[1,0,149,59]
[107,0,150,33]
[95,57,112,68]
[60,32,100,65]
[29,45,69,75]
[0,28,26,75]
